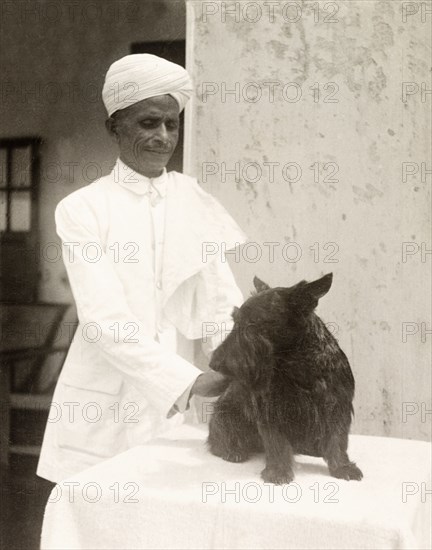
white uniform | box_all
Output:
[37,158,246,482]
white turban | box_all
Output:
[102,54,193,116]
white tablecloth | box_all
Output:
[40,424,431,550]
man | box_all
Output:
[37,54,246,483]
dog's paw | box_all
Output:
[221,451,249,463]
[261,467,294,485]
[330,463,363,481]
[208,443,246,462]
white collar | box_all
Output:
[113,157,167,198]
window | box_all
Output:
[0,137,41,302]
[0,138,40,233]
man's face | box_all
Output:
[106,95,180,178]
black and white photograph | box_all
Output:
[0,1,431,549]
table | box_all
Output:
[40,424,431,549]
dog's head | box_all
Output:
[209,273,333,391]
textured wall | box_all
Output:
[185,0,431,440]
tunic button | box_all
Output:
[156,280,162,290]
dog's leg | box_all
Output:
[324,431,363,481]
[208,400,259,463]
[258,423,295,485]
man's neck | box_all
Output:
[119,156,164,179]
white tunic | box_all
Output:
[37,159,246,482]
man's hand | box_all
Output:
[190,370,230,397]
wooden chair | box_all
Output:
[0,302,73,465]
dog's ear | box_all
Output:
[253,276,270,293]
[302,273,333,309]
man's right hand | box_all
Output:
[190,370,230,398]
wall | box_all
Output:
[185,0,431,440]
[0,0,186,302]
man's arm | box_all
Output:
[168,253,243,417]
[167,371,230,418]
[55,195,207,417]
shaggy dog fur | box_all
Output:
[207,273,363,485]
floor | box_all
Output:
[1,409,54,550]
[1,456,54,550]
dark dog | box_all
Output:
[207,273,363,485]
